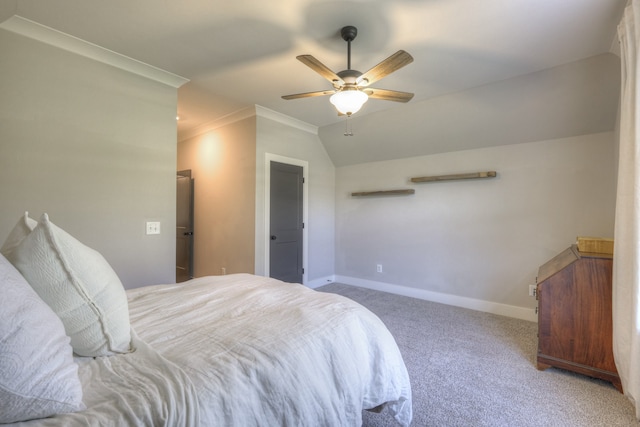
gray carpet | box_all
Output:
[317,283,638,427]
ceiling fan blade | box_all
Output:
[282,89,336,100]
[364,88,414,102]
[357,50,414,86]
[297,55,344,86]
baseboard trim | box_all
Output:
[306,275,336,289]
[334,275,538,322]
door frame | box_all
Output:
[264,153,308,284]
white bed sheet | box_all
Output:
[12,274,412,426]
[11,333,200,426]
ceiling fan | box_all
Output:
[282,25,414,116]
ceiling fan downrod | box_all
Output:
[341,26,358,70]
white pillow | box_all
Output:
[0,253,85,423]
[6,213,132,357]
[0,211,37,257]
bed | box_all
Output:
[1,213,412,426]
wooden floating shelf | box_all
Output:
[351,189,415,197]
[411,171,497,183]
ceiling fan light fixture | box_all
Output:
[330,88,368,115]
[282,25,414,120]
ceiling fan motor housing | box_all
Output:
[337,69,362,86]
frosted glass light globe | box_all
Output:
[330,89,368,115]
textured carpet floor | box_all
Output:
[318,283,638,427]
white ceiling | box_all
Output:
[0,0,627,166]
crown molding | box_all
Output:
[0,15,189,88]
[255,105,318,135]
[178,106,257,142]
[178,105,318,142]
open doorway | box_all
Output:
[176,170,194,282]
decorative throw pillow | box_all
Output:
[5,213,132,357]
[0,253,85,423]
[0,211,37,258]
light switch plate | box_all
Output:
[146,221,161,235]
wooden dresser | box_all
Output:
[536,245,622,392]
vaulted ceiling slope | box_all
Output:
[0,0,627,166]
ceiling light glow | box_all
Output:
[330,88,368,116]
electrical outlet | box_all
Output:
[146,221,161,235]
[376,264,383,273]
[529,285,537,297]
[221,267,226,275]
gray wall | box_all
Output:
[0,29,179,288]
[335,132,616,320]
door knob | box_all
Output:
[270,235,277,240]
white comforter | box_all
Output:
[15,274,412,426]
